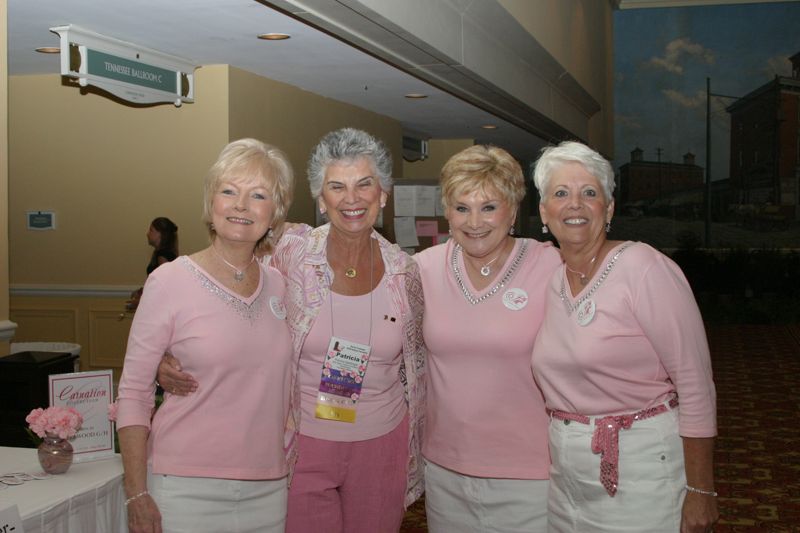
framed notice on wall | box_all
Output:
[27,211,56,230]
[49,370,115,462]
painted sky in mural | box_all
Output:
[614,1,800,180]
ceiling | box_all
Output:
[9,0,553,161]
[615,0,795,7]
[8,0,794,162]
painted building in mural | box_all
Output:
[618,147,704,217]
[727,51,800,221]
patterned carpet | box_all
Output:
[400,324,800,532]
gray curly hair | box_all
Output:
[307,128,393,199]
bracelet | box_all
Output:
[685,484,718,497]
[124,490,149,506]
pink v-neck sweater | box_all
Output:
[415,238,561,479]
[116,257,294,479]
[531,242,716,437]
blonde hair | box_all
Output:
[440,145,526,210]
[202,138,294,254]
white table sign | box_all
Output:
[49,370,115,462]
[0,502,24,533]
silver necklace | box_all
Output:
[451,240,529,305]
[213,246,255,282]
[560,243,632,318]
[479,253,502,277]
[565,255,597,285]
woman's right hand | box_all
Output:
[127,493,162,533]
[157,353,198,396]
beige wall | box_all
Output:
[1,0,10,353]
[227,66,404,226]
[498,0,614,156]
[9,66,230,287]
[9,64,404,287]
[402,139,474,180]
[8,62,404,365]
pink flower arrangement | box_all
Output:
[26,406,83,440]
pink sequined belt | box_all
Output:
[547,396,679,497]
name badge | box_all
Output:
[502,288,528,311]
[315,336,371,423]
[576,298,596,326]
[269,296,287,320]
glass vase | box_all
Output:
[37,434,74,474]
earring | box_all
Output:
[509,226,515,236]
[267,228,274,238]
[210,222,216,231]
[541,224,549,234]
[605,221,611,233]
[448,228,452,236]
[320,207,326,215]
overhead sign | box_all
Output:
[51,25,197,107]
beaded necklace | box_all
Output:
[451,240,529,305]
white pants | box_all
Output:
[547,408,686,532]
[424,460,548,533]
[148,471,288,533]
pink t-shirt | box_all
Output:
[415,238,561,479]
[531,242,717,437]
[298,275,406,442]
[116,257,294,480]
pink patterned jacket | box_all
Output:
[270,223,427,508]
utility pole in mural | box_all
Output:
[614,3,799,250]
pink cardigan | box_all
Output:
[270,223,427,507]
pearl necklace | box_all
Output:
[213,247,255,282]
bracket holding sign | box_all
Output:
[50,24,198,107]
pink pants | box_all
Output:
[285,414,409,533]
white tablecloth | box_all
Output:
[0,446,127,532]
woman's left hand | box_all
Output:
[157,353,198,396]
[681,492,719,533]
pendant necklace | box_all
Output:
[343,239,373,279]
[479,253,503,277]
[560,243,632,326]
[213,246,255,282]
[565,255,597,285]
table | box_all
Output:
[0,446,127,532]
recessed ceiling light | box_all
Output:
[35,47,61,54]
[257,33,291,41]
[404,93,428,99]
[481,124,498,130]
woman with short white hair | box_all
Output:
[531,140,718,532]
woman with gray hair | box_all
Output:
[274,127,425,533]
[158,128,425,533]
[531,140,718,532]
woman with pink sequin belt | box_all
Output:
[530,141,719,533]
